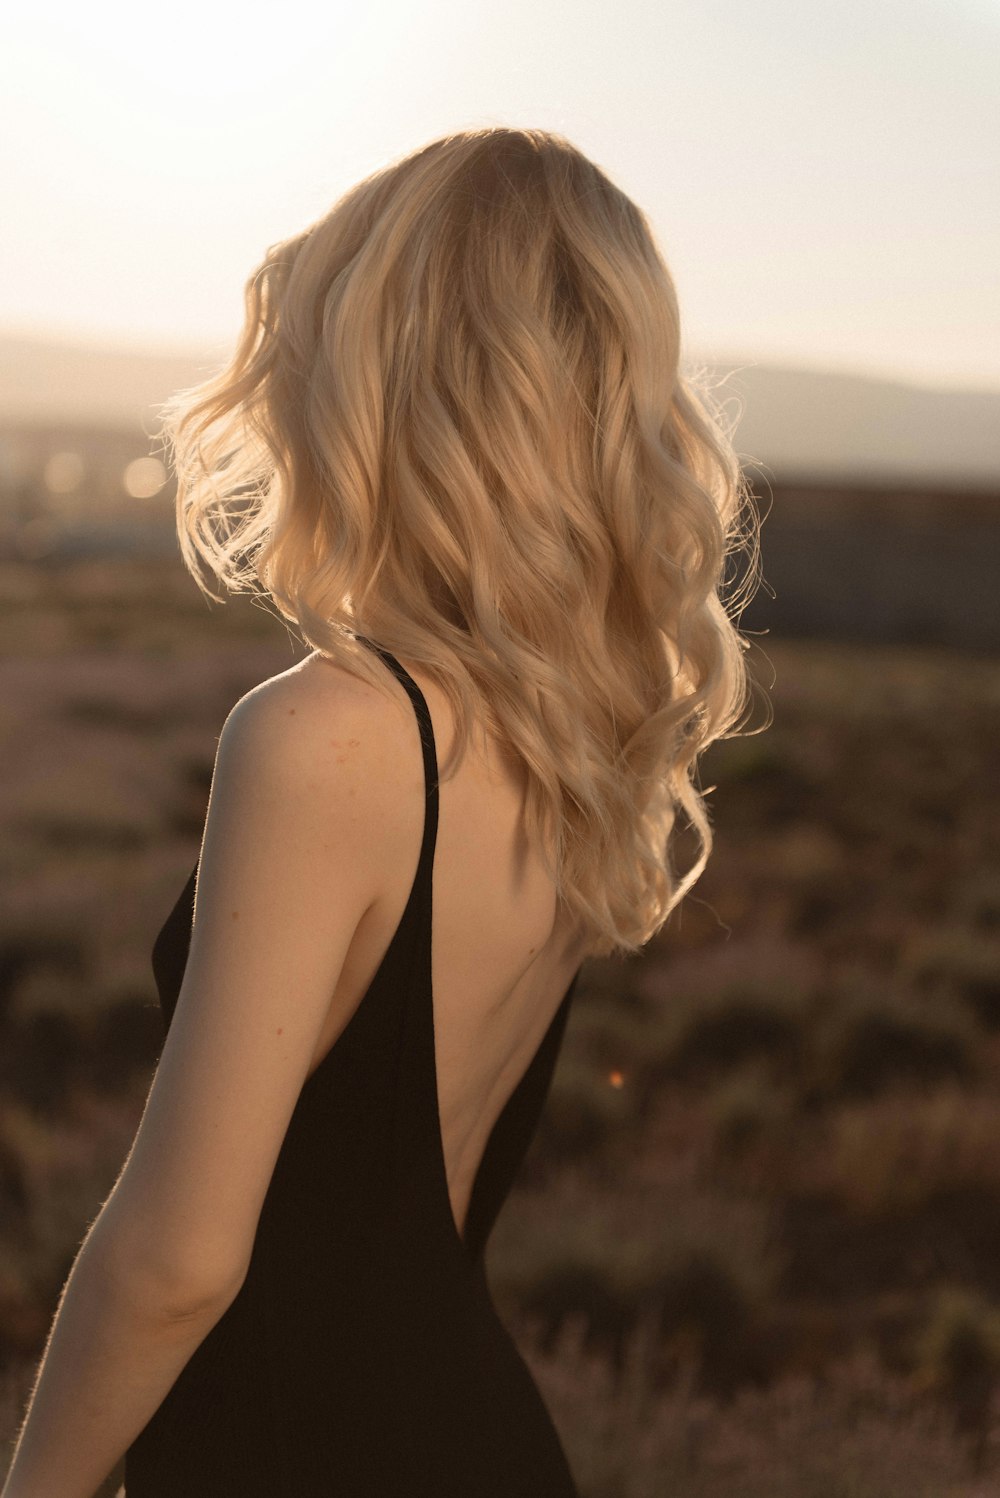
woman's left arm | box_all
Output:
[1,665,398,1498]
[0,1229,240,1498]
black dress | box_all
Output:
[123,636,583,1496]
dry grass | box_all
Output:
[3,555,1000,1491]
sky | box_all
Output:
[1,0,997,392]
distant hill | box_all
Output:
[0,331,227,435]
[1,328,997,488]
[709,359,1000,489]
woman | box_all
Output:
[1,125,762,1497]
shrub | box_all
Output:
[640,980,807,1089]
[524,1323,985,1498]
[904,927,1000,1029]
[538,1052,641,1163]
[909,1284,1000,1469]
[814,1087,1000,1218]
[491,1186,781,1398]
[707,1064,796,1160]
[809,977,979,1101]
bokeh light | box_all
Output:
[122,455,166,498]
[43,451,84,494]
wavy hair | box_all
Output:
[156,125,767,961]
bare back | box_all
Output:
[299,645,588,1246]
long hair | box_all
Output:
[156,125,767,961]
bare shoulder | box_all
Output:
[230,646,401,720]
[220,649,411,782]
[187,651,419,901]
[94,656,412,1309]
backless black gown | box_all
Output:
[123,637,583,1495]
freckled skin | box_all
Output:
[329,736,361,765]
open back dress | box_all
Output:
[123,636,584,1496]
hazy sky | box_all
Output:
[2,0,997,390]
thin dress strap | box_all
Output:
[352,634,440,873]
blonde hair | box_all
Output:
[157,126,766,962]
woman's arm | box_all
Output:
[1,1230,239,1498]
[1,661,399,1498]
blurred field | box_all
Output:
[2,554,1000,1495]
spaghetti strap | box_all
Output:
[353,634,432,719]
[352,633,440,892]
